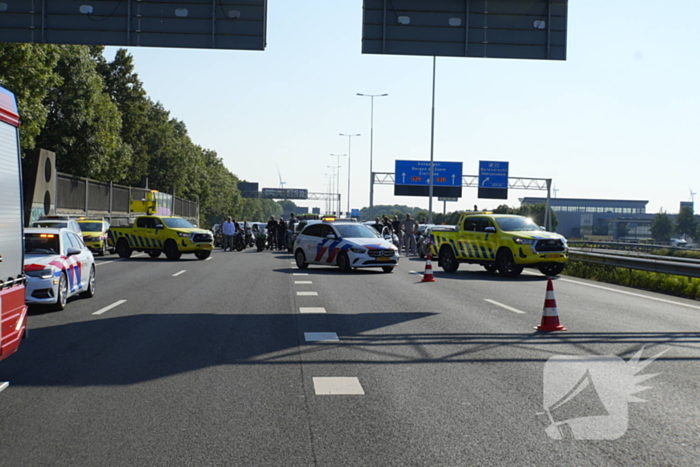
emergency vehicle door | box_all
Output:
[458,217,480,259]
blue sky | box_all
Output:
[105,1,700,216]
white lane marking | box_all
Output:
[0,382,9,393]
[304,332,339,342]
[313,377,364,395]
[409,271,421,275]
[93,299,127,316]
[205,257,212,261]
[295,281,313,284]
[293,273,309,276]
[300,307,326,314]
[173,270,186,277]
[297,291,318,296]
[484,299,526,314]
[559,278,700,310]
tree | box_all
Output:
[35,45,127,180]
[675,206,698,240]
[650,211,674,242]
[0,43,62,153]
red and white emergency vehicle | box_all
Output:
[0,84,28,361]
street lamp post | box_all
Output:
[326,165,338,215]
[330,154,346,216]
[357,93,388,219]
[339,133,360,216]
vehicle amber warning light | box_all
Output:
[39,234,55,238]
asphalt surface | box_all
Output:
[0,247,699,466]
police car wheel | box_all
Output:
[50,273,68,311]
[79,266,96,298]
[337,252,351,272]
[295,249,308,269]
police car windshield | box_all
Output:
[163,218,195,229]
[495,217,540,232]
[335,224,379,238]
[25,233,60,254]
[78,222,103,232]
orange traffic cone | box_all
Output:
[535,278,567,331]
[421,246,436,282]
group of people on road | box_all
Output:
[265,213,296,251]
[220,217,259,252]
[372,213,421,257]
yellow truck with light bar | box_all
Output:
[108,215,214,260]
[432,212,568,277]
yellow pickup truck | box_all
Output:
[108,216,214,260]
[432,213,568,277]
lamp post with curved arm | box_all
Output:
[330,154,347,216]
[357,93,388,219]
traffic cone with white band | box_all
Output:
[535,278,567,331]
[421,241,436,283]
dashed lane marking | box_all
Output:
[297,291,318,296]
[304,332,339,342]
[484,299,526,314]
[293,273,309,276]
[313,377,364,395]
[300,307,326,314]
[93,299,127,316]
[173,270,186,277]
[205,257,212,261]
[95,253,147,267]
[295,281,313,284]
[0,382,8,394]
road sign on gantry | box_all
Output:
[362,0,567,60]
[0,0,267,50]
[394,160,462,197]
[478,160,509,200]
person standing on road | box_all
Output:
[391,215,403,254]
[400,213,418,256]
[266,216,277,250]
[277,217,287,251]
[222,216,236,252]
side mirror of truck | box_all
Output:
[484,227,496,233]
[155,224,164,230]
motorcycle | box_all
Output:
[255,230,267,252]
[232,232,245,251]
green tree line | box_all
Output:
[0,43,280,228]
[650,207,698,242]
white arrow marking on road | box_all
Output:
[173,270,186,277]
[93,299,127,316]
[484,299,526,314]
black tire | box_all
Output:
[148,250,162,258]
[538,263,565,276]
[195,250,211,260]
[295,249,309,269]
[419,246,425,259]
[439,246,459,273]
[79,266,96,298]
[99,243,107,257]
[496,249,524,278]
[116,239,132,258]
[484,264,498,274]
[164,241,182,260]
[337,252,351,272]
[50,272,68,311]
[382,266,394,273]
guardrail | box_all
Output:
[568,241,698,253]
[568,248,700,279]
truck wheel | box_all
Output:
[148,250,162,258]
[538,263,565,276]
[116,239,132,258]
[50,272,68,311]
[79,266,96,298]
[496,249,523,278]
[439,246,459,273]
[484,264,498,274]
[195,251,211,260]
[164,240,182,260]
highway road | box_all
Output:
[1,248,699,466]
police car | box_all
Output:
[293,220,399,272]
[24,227,96,311]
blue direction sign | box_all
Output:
[395,160,463,186]
[479,161,509,188]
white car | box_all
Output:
[24,227,96,311]
[293,221,399,272]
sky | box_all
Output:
[104,0,700,217]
